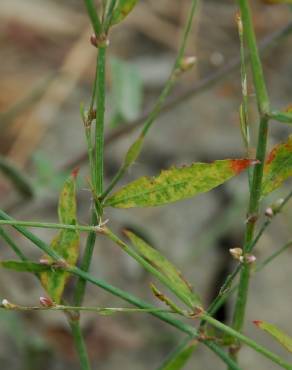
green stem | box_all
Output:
[73,211,98,306]
[1,304,176,315]
[204,189,292,322]
[104,228,195,309]
[0,227,27,261]
[83,0,102,36]
[69,320,91,370]
[0,209,244,369]
[0,219,103,233]
[203,314,292,370]
[231,0,271,348]
[257,240,292,272]
[100,0,198,200]
[237,1,269,115]
[94,46,106,202]
[269,110,292,124]
[103,0,118,32]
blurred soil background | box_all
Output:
[0,0,292,369]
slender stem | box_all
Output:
[103,0,118,32]
[0,227,27,261]
[0,303,176,315]
[202,314,292,370]
[73,212,98,307]
[269,110,292,124]
[104,228,195,309]
[204,341,243,370]
[83,0,102,36]
[0,209,269,370]
[69,320,91,370]
[257,240,292,272]
[200,238,292,327]
[65,21,292,172]
[156,337,196,370]
[201,264,241,325]
[100,0,198,199]
[206,188,292,320]
[231,0,271,347]
[0,219,103,233]
[94,46,106,202]
[237,1,269,115]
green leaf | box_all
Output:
[106,159,255,208]
[111,0,139,25]
[262,135,292,195]
[125,231,201,307]
[158,339,198,370]
[254,320,292,353]
[0,260,50,273]
[110,57,143,124]
[40,171,80,303]
[0,155,34,199]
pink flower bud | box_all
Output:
[40,296,54,307]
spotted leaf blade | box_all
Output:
[254,320,292,353]
[158,340,198,370]
[125,231,201,308]
[106,159,255,208]
[40,171,79,303]
[262,135,292,195]
[111,0,139,25]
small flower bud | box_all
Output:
[229,247,243,260]
[90,34,98,47]
[1,299,16,309]
[265,207,274,218]
[246,254,257,264]
[40,296,54,308]
[239,254,256,264]
[179,56,197,72]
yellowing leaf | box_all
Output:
[262,135,292,195]
[254,320,292,353]
[106,159,255,208]
[125,231,201,308]
[111,0,138,25]
[40,171,79,303]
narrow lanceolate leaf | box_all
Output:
[40,171,79,303]
[106,159,256,208]
[158,340,198,370]
[262,135,292,195]
[125,231,201,307]
[0,260,50,273]
[111,0,139,25]
[254,320,292,353]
